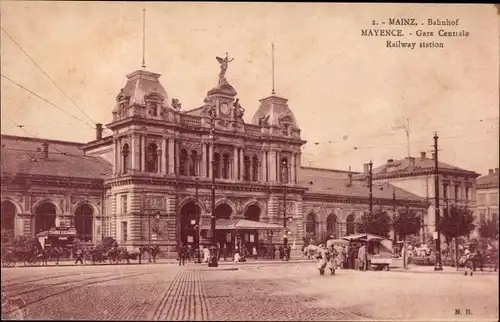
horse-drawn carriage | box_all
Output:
[83,246,131,265]
[1,246,46,267]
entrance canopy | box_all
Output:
[199,219,284,231]
[342,233,385,242]
[36,227,77,238]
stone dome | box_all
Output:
[251,95,299,128]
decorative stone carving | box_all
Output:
[144,196,166,210]
[204,198,212,212]
[234,200,243,214]
[172,98,182,111]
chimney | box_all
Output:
[420,152,426,160]
[489,169,494,175]
[96,123,103,140]
[348,173,353,186]
[363,163,370,173]
[42,143,49,160]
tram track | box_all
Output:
[150,268,211,321]
[2,269,162,316]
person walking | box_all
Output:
[75,246,84,265]
[178,243,186,266]
[358,243,366,271]
[233,246,241,263]
[252,246,258,260]
[464,246,473,276]
[54,244,63,265]
[222,244,228,261]
[152,244,160,263]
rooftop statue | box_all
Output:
[216,52,234,84]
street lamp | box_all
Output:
[147,210,160,263]
[194,177,201,264]
[208,104,218,267]
[281,159,293,261]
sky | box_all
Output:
[1,2,499,175]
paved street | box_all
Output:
[1,262,498,321]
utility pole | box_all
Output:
[433,132,443,271]
[282,161,290,261]
[366,161,373,271]
[393,189,397,247]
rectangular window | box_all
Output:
[465,187,470,201]
[443,184,448,200]
[121,221,128,242]
[455,185,460,202]
[479,210,486,223]
[491,210,498,223]
[490,193,499,205]
[121,195,128,214]
[478,194,486,206]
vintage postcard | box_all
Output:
[1,2,499,321]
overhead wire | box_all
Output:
[1,74,95,130]
[1,27,97,127]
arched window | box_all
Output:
[122,144,130,174]
[222,153,231,179]
[179,149,188,176]
[305,213,318,240]
[213,153,221,179]
[243,156,251,181]
[146,143,159,173]
[346,214,356,236]
[327,214,337,238]
[280,157,289,183]
[75,204,93,242]
[34,202,56,234]
[189,150,198,176]
[252,155,259,182]
[1,200,16,243]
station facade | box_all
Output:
[1,66,430,257]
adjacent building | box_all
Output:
[476,168,499,224]
[358,154,481,236]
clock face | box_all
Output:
[220,103,230,115]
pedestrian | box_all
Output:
[233,246,241,263]
[178,243,186,266]
[279,245,284,260]
[54,244,63,265]
[152,243,160,263]
[75,246,84,265]
[222,244,228,261]
[358,243,366,271]
[203,246,210,263]
[138,246,145,264]
[464,246,473,276]
[252,246,258,260]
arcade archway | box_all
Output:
[305,213,318,241]
[214,203,232,219]
[1,200,16,243]
[179,201,201,246]
[346,214,356,235]
[242,204,262,248]
[75,204,93,242]
[34,202,56,234]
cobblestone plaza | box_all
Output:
[2,263,498,321]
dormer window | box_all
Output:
[279,115,294,136]
[145,92,165,118]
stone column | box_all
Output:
[209,144,214,178]
[201,143,207,177]
[113,139,117,175]
[174,139,180,175]
[262,150,267,182]
[168,138,175,175]
[239,148,244,180]
[233,147,238,180]
[295,153,302,183]
[140,135,146,172]
[269,150,277,182]
[130,134,137,172]
[291,153,296,183]
[161,137,167,174]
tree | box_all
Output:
[438,205,475,269]
[393,207,422,242]
[478,219,499,240]
[392,207,422,269]
[356,208,392,238]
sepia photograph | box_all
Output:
[1,2,499,321]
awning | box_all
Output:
[342,233,385,242]
[199,218,285,231]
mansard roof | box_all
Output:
[1,135,111,180]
